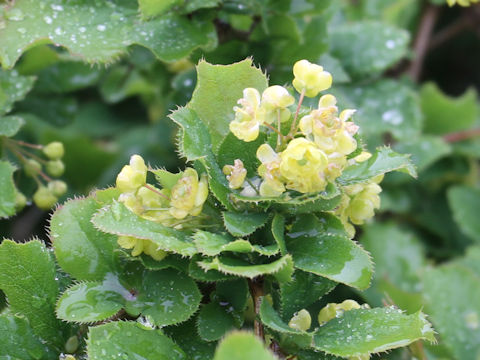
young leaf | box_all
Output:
[448,185,480,243]
[286,214,373,290]
[423,264,480,359]
[0,314,55,360]
[92,201,197,257]
[0,1,215,68]
[197,302,236,341]
[0,240,64,347]
[329,21,409,78]
[188,59,268,150]
[87,321,187,360]
[213,331,277,360]
[312,308,435,356]
[50,197,119,281]
[58,269,201,327]
[0,161,16,218]
[337,147,416,186]
[223,211,270,237]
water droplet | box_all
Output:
[6,8,25,21]
[386,40,395,49]
[55,27,63,35]
[44,16,53,24]
[79,26,87,33]
[51,4,64,11]
[97,24,106,32]
[17,28,27,34]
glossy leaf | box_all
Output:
[87,321,187,360]
[312,308,435,356]
[138,0,183,18]
[448,185,480,243]
[394,135,451,171]
[213,331,277,360]
[57,269,201,327]
[423,264,480,359]
[188,59,268,150]
[216,278,249,311]
[0,161,16,218]
[0,240,64,347]
[286,215,373,290]
[329,21,409,78]
[92,201,197,256]
[0,69,35,114]
[217,132,267,174]
[271,213,287,256]
[197,302,236,341]
[189,255,236,282]
[260,298,312,336]
[338,147,416,185]
[223,211,269,237]
[0,314,54,360]
[51,197,119,281]
[0,0,215,68]
[0,115,25,137]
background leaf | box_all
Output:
[213,331,277,360]
[0,161,16,218]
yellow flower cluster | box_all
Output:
[447,0,478,6]
[226,59,360,196]
[114,155,209,259]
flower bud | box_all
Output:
[318,303,337,325]
[46,160,65,177]
[33,186,57,210]
[288,309,311,331]
[223,159,247,189]
[293,60,332,97]
[116,154,147,193]
[65,335,79,354]
[15,191,27,211]
[169,168,208,219]
[48,180,67,197]
[24,159,41,176]
[230,88,263,142]
[43,141,64,160]
[261,86,295,109]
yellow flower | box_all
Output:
[260,85,295,124]
[230,88,264,142]
[117,236,167,261]
[292,60,332,97]
[318,300,361,325]
[447,0,478,6]
[345,183,382,225]
[169,168,208,219]
[257,144,285,196]
[223,159,247,189]
[279,138,329,193]
[116,154,148,193]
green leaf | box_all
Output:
[394,135,451,171]
[312,308,435,356]
[169,106,233,209]
[188,59,268,150]
[0,1,215,69]
[198,255,293,280]
[421,82,478,135]
[448,185,480,243]
[182,0,221,13]
[260,298,312,336]
[164,318,216,360]
[50,197,119,281]
[0,314,54,360]
[423,264,480,360]
[329,21,410,78]
[271,213,287,256]
[87,321,187,360]
[213,331,277,360]
[216,278,249,312]
[189,254,235,282]
[57,269,201,327]
[0,69,35,115]
[92,201,197,257]
[286,215,373,290]
[223,211,270,237]
[138,0,183,18]
[0,115,25,136]
[0,240,64,347]
[152,168,183,190]
[338,147,416,186]
[193,231,279,256]
[318,53,350,84]
[454,246,480,277]
[197,302,236,341]
[0,161,16,218]
[280,270,336,319]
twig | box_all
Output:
[144,183,170,201]
[428,18,471,50]
[248,278,264,340]
[408,4,440,82]
[444,128,480,142]
[289,88,305,138]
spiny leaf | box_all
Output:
[87,321,187,360]
[197,302,236,342]
[0,0,215,68]
[50,197,119,281]
[223,211,269,237]
[448,185,480,243]
[312,308,435,356]
[188,255,236,282]
[0,69,35,115]
[92,201,197,257]
[0,115,25,137]
[213,331,278,360]
[338,146,416,185]
[286,214,373,290]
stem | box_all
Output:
[429,18,471,50]
[264,122,283,138]
[289,88,305,138]
[444,128,480,142]
[248,278,264,340]
[15,140,43,150]
[144,184,171,201]
[245,178,260,195]
[408,4,440,82]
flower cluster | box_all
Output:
[115,154,208,259]
[224,59,359,196]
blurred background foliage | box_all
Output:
[1,0,480,358]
